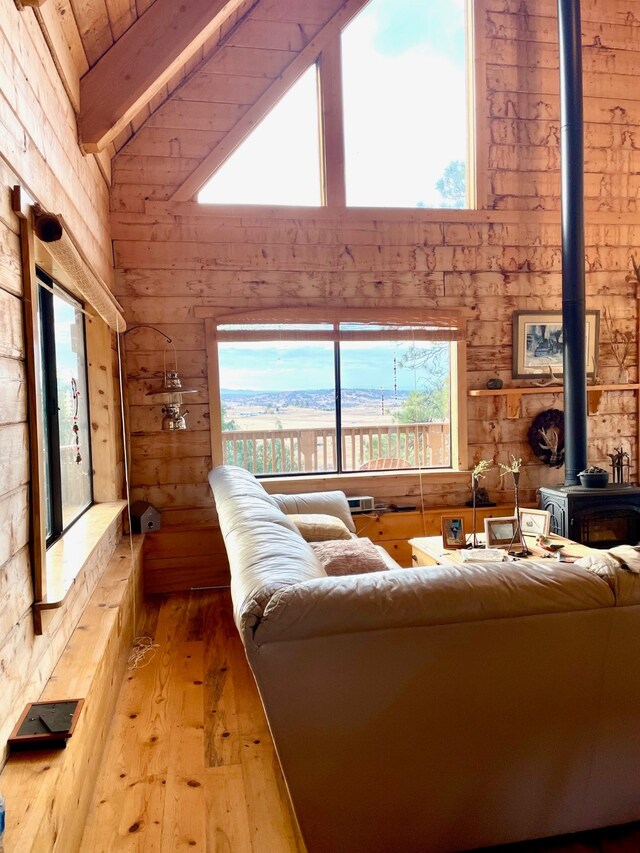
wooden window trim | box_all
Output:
[172,0,481,210]
[469,0,489,208]
[33,500,127,633]
[12,187,124,632]
[170,0,370,204]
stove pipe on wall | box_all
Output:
[557,0,588,485]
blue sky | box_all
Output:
[372,0,466,59]
[218,342,449,393]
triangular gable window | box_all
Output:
[198,66,322,206]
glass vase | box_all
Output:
[511,471,529,556]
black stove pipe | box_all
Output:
[557,0,588,486]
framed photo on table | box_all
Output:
[512,310,599,380]
[441,516,466,549]
[519,508,551,537]
[484,516,519,549]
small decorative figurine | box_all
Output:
[608,447,631,485]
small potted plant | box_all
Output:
[578,466,609,488]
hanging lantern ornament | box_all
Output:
[144,341,197,431]
[71,377,82,464]
[122,324,197,432]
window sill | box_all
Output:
[34,500,127,614]
[261,469,468,491]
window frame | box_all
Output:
[339,0,472,210]
[181,0,480,211]
[198,64,324,207]
[205,308,469,479]
[12,186,126,631]
[37,268,94,547]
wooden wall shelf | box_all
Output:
[468,384,640,419]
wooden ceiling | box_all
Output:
[39,0,361,160]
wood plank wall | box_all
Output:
[0,0,119,763]
[112,0,640,543]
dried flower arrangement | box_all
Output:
[625,255,640,288]
[499,455,522,477]
[470,459,493,547]
[609,257,640,382]
[603,307,632,375]
[499,456,528,555]
[472,458,493,483]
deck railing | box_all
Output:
[222,422,450,474]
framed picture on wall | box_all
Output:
[512,310,599,380]
[484,516,519,549]
[518,508,551,537]
[441,516,466,549]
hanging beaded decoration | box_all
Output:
[71,377,82,464]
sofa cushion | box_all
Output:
[310,538,391,575]
[289,513,353,542]
[271,490,357,533]
[575,549,640,606]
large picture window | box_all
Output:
[213,310,465,477]
[37,270,92,544]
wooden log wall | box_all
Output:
[0,0,120,763]
[112,0,640,547]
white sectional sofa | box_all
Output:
[209,464,640,853]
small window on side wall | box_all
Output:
[37,270,93,545]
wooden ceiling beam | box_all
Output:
[79,0,246,152]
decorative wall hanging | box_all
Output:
[528,408,565,468]
[71,377,82,464]
[512,310,599,380]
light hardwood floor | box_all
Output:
[81,590,640,853]
[80,590,306,852]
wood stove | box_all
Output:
[534,2,640,551]
[539,484,640,547]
